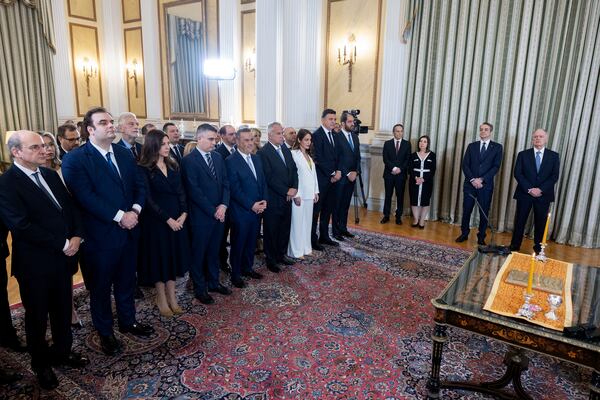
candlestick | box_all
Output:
[344,45,346,58]
[338,48,340,63]
[542,212,551,245]
[527,253,535,294]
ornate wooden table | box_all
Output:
[426,251,600,399]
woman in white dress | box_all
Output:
[288,129,319,258]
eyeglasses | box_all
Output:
[64,137,81,142]
[25,144,50,151]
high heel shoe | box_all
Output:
[156,297,174,317]
[169,303,184,315]
[418,224,425,230]
[411,223,419,228]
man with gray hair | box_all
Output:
[0,131,88,389]
[181,123,232,304]
[116,112,142,160]
[258,122,298,272]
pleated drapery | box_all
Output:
[402,0,600,248]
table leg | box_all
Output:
[426,323,447,399]
[591,370,600,400]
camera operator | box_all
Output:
[332,111,361,240]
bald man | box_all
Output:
[510,129,560,253]
[0,131,88,389]
[283,127,297,149]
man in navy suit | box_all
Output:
[56,123,81,160]
[181,123,232,304]
[62,107,153,357]
[164,122,185,165]
[510,129,560,253]
[225,127,267,287]
[215,124,237,273]
[381,124,411,224]
[0,131,89,389]
[332,111,361,240]
[312,109,341,249]
[258,122,298,272]
[115,112,142,161]
[456,122,503,245]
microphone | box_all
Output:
[468,193,511,255]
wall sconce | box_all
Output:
[245,48,256,74]
[337,34,357,92]
[127,58,142,98]
[81,57,98,97]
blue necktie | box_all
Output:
[480,142,487,156]
[276,146,286,165]
[535,151,542,172]
[106,152,120,178]
[347,133,354,150]
[205,153,217,179]
[246,155,257,179]
[32,172,62,211]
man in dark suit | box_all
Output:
[455,122,503,245]
[382,123,411,224]
[164,122,185,164]
[510,129,560,253]
[215,124,237,273]
[0,221,27,358]
[258,122,298,272]
[0,131,89,389]
[283,127,297,149]
[226,127,267,287]
[312,109,341,249]
[56,123,81,160]
[115,112,142,161]
[62,107,153,357]
[181,123,232,304]
[332,111,361,240]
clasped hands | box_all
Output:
[529,188,543,197]
[214,205,227,222]
[167,213,187,232]
[471,178,484,189]
[415,177,424,185]
[252,200,267,214]
[119,211,138,230]
[329,170,342,183]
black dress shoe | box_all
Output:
[99,334,122,356]
[341,231,355,238]
[332,234,345,241]
[510,245,520,252]
[380,216,390,224]
[411,223,420,228]
[119,322,155,337]
[311,242,325,251]
[419,225,425,230]
[35,366,58,390]
[231,278,247,288]
[477,239,487,246]
[0,367,22,384]
[267,263,281,273]
[195,292,215,304]
[395,217,402,225]
[52,352,90,368]
[281,256,296,265]
[455,235,468,243]
[1,337,27,353]
[242,270,263,279]
[220,263,231,273]
[134,286,145,299]
[208,284,232,295]
[319,238,340,247]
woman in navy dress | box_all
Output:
[138,130,190,317]
[408,135,436,229]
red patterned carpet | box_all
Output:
[0,229,591,399]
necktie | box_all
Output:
[246,155,257,179]
[276,146,286,165]
[174,146,181,160]
[205,153,217,179]
[327,131,334,147]
[106,152,120,178]
[395,140,400,154]
[131,145,138,159]
[480,142,487,155]
[347,133,354,150]
[535,151,542,172]
[32,172,62,211]
[231,145,236,154]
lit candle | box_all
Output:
[354,45,357,60]
[527,253,535,294]
[542,212,551,245]
[337,48,340,62]
[344,45,346,57]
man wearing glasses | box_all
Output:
[56,123,81,160]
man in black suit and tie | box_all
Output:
[116,112,142,161]
[0,131,89,389]
[215,125,237,273]
[510,129,560,253]
[455,122,503,245]
[62,107,154,357]
[181,124,232,304]
[312,109,341,249]
[258,122,298,272]
[164,122,185,164]
[382,124,411,224]
[56,123,81,160]
[283,127,297,149]
[332,111,361,240]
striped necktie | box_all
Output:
[205,153,217,179]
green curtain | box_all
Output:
[402,0,600,248]
[0,0,57,162]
